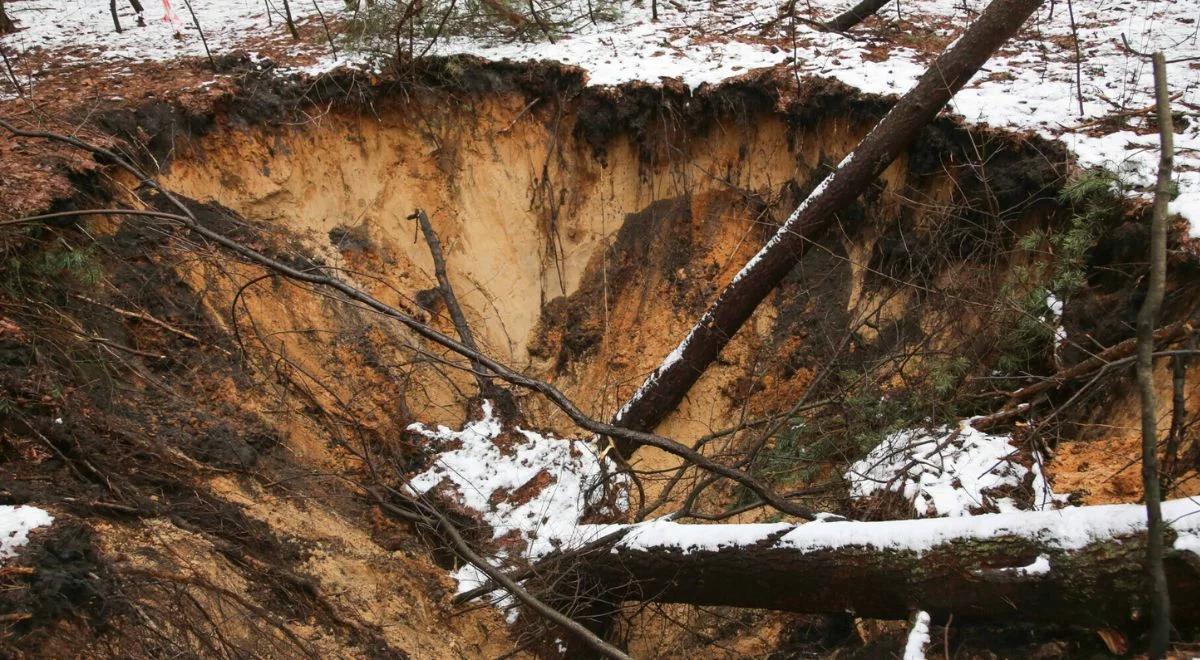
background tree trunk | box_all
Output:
[0,0,16,34]
[281,0,301,39]
[1138,51,1174,659]
[610,0,1046,453]
[110,0,124,33]
[412,208,515,410]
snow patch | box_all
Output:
[902,611,931,660]
[845,420,1065,517]
[1174,499,1200,558]
[974,552,1052,579]
[1176,530,1200,556]
[1045,291,1066,347]
[0,505,54,561]
[1010,553,1051,576]
[407,401,624,590]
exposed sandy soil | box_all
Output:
[3,57,1200,658]
[1054,364,1200,504]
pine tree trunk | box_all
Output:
[609,0,1045,454]
[539,500,1200,630]
[0,0,16,35]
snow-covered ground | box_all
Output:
[406,401,624,593]
[0,505,53,561]
[3,0,1198,232]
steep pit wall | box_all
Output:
[140,61,1200,516]
[160,71,1068,468]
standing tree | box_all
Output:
[281,0,301,39]
[1,0,17,34]
[109,0,147,32]
[1136,48,1175,660]
[610,0,1046,454]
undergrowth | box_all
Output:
[342,0,622,65]
[994,168,1115,374]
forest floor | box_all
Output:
[2,0,1199,228]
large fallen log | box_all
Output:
[546,499,1200,628]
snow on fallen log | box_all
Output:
[604,497,1200,554]
[555,498,1200,626]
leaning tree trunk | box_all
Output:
[609,0,1045,455]
[538,499,1200,630]
[823,0,891,32]
[281,0,300,40]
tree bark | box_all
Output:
[610,0,1045,454]
[411,208,514,409]
[0,0,14,35]
[110,0,123,32]
[546,499,1200,630]
[823,0,890,32]
[281,0,300,40]
[1137,51,1174,659]
[1163,332,1193,492]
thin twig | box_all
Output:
[180,0,219,71]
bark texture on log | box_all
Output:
[610,0,1046,455]
[546,500,1200,629]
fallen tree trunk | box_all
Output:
[411,208,505,401]
[546,499,1200,628]
[823,0,890,32]
[1003,321,1190,409]
[610,0,1045,454]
